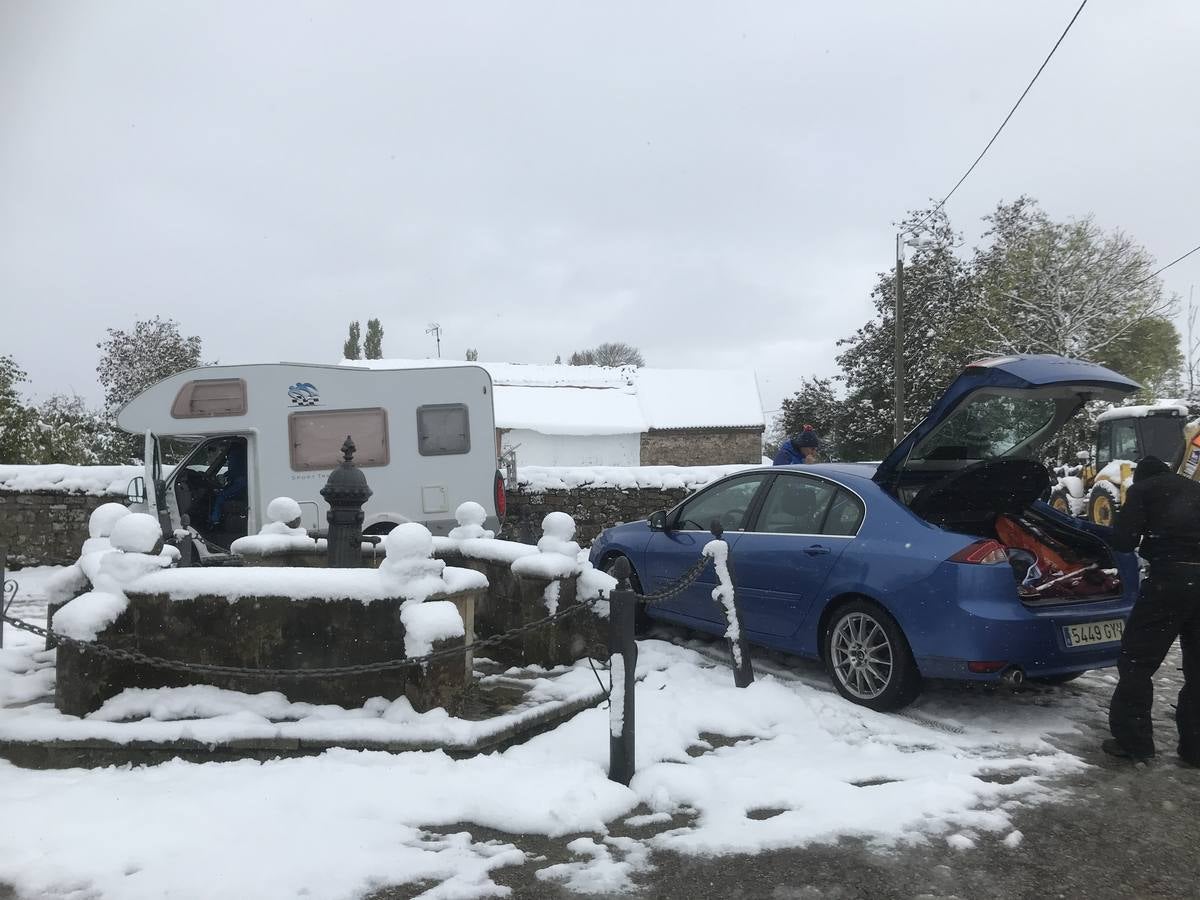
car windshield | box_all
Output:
[911,393,1059,461]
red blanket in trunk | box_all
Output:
[995,516,1085,577]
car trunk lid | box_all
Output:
[873,355,1140,498]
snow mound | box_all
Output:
[447,501,494,540]
[109,513,163,554]
[266,496,303,525]
[52,590,130,641]
[88,502,131,538]
[400,600,466,657]
[384,522,436,561]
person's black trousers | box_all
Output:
[1108,567,1200,762]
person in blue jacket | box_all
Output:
[773,425,820,465]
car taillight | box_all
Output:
[950,540,1008,565]
[494,470,507,521]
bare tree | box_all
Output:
[568,342,645,367]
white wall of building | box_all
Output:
[501,429,640,467]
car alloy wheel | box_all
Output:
[830,611,894,700]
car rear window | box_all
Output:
[823,488,865,536]
[912,394,1057,461]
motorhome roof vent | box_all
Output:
[171,378,248,419]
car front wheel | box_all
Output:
[824,599,921,711]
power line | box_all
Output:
[1135,242,1200,287]
[912,0,1089,232]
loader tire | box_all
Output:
[1086,481,1121,527]
[1048,486,1075,517]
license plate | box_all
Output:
[1063,618,1125,648]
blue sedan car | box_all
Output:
[590,355,1144,710]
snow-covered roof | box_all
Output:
[343,358,764,435]
[1096,400,1190,423]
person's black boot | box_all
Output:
[1102,739,1153,764]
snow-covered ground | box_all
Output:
[0,566,1094,900]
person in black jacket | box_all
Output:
[1105,456,1200,765]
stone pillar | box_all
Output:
[320,436,373,568]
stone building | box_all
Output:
[345,358,765,467]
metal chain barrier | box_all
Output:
[0,597,600,679]
[629,555,712,606]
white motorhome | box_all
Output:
[118,362,503,558]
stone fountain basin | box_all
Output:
[54,567,482,717]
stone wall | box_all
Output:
[502,485,690,546]
[0,491,115,567]
[639,427,764,467]
[1,483,702,565]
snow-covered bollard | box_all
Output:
[81,502,132,556]
[447,501,494,541]
[702,531,754,688]
[534,512,581,614]
[606,554,637,787]
[265,496,304,531]
[54,513,174,642]
[229,497,320,562]
[378,523,476,670]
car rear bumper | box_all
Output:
[907,565,1135,681]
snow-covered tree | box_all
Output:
[29,394,124,465]
[776,376,849,462]
[343,321,362,360]
[0,355,39,464]
[972,198,1177,367]
[97,318,203,417]
[364,318,384,359]
[96,317,204,460]
[465,348,479,362]
[834,207,975,461]
[568,342,645,367]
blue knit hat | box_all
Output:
[795,425,819,449]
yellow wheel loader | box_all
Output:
[1050,403,1198,525]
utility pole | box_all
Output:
[1188,286,1197,395]
[893,232,906,445]
[425,323,442,359]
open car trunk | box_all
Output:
[911,459,1123,604]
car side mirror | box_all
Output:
[647,510,668,531]
[127,476,147,506]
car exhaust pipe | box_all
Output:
[1000,666,1025,688]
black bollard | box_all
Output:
[710,520,754,688]
[607,555,638,786]
[320,436,373,568]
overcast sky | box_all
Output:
[3,1,1199,419]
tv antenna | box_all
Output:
[425,323,442,358]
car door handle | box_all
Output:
[805,545,831,556]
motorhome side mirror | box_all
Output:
[647,510,668,531]
[127,476,147,506]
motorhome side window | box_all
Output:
[417,404,470,456]
[289,408,389,470]
[170,378,247,418]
